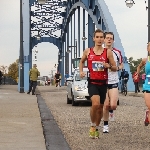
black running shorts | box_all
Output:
[107,83,118,89]
[88,83,107,104]
[55,79,60,83]
[142,90,150,93]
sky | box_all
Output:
[0,0,148,76]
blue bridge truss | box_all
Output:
[18,0,134,92]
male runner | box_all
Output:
[103,32,123,133]
[79,29,117,139]
[55,71,61,87]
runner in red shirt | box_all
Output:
[79,29,117,139]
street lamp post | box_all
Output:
[19,0,24,93]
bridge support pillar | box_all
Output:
[74,13,76,58]
[88,14,95,47]
[78,7,80,57]
[70,16,73,74]
[83,9,85,51]
[61,41,65,86]
[18,0,30,93]
[66,20,69,73]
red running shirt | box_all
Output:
[87,47,109,85]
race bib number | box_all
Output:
[92,61,104,71]
[147,75,150,84]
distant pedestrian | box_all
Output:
[59,74,61,87]
[142,73,146,84]
[27,64,40,95]
[48,79,50,86]
[55,71,61,87]
[45,81,48,86]
[0,70,3,85]
[132,72,140,93]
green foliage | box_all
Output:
[0,65,8,76]
[128,57,145,75]
[8,59,19,81]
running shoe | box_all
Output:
[144,110,149,126]
[89,126,96,138]
[95,129,99,139]
[109,113,115,121]
[103,125,109,133]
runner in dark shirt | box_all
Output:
[55,71,61,87]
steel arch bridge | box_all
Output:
[18,0,134,92]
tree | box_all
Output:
[8,59,19,81]
[128,57,145,75]
[0,65,8,76]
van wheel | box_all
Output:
[67,95,72,104]
[72,95,77,106]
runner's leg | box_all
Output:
[88,84,100,138]
[144,92,150,125]
[103,90,110,133]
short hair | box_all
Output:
[33,64,37,67]
[147,42,150,48]
[93,29,104,37]
[104,32,114,40]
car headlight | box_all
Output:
[74,86,85,91]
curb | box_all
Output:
[36,93,71,150]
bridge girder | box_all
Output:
[18,0,134,92]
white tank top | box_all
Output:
[108,48,122,84]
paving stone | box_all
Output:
[38,86,150,150]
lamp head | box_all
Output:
[125,0,134,8]
[82,37,87,41]
[67,50,71,53]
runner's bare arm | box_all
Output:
[79,48,88,72]
[136,58,147,74]
[118,62,124,70]
[107,49,117,71]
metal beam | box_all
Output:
[19,0,24,93]
[74,12,76,58]
[83,8,85,51]
[88,14,94,48]
[71,15,73,74]
[78,6,80,57]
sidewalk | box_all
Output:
[0,85,46,150]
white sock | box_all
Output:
[91,123,96,127]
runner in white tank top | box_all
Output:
[108,48,122,84]
[103,32,124,133]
